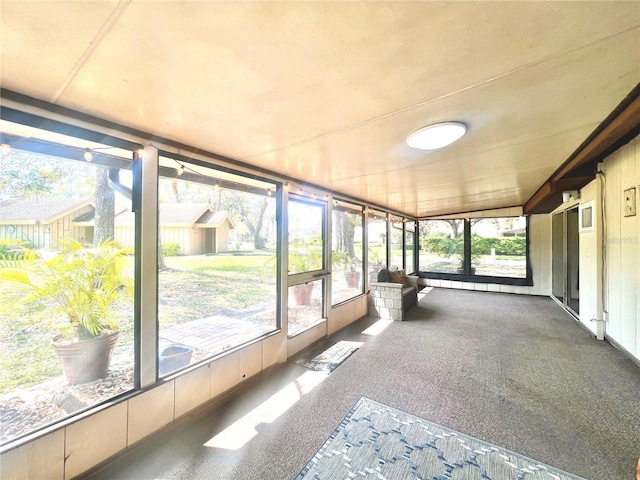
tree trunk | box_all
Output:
[334,212,356,260]
[253,198,268,249]
[158,232,166,270]
[230,192,268,250]
[94,168,115,244]
[171,180,180,202]
[440,219,462,239]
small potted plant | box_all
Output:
[0,238,132,384]
[368,247,384,272]
[332,250,361,288]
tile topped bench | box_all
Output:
[368,268,417,321]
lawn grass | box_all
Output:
[0,252,277,393]
[159,254,276,324]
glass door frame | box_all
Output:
[285,194,330,338]
[551,207,580,317]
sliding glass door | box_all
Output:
[551,207,580,315]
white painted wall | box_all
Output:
[603,136,640,359]
[577,180,601,337]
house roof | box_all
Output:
[159,203,210,226]
[500,227,527,236]
[196,210,236,229]
[0,198,93,225]
[113,204,234,229]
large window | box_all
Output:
[470,217,527,278]
[331,201,364,305]
[419,219,464,273]
[0,125,136,443]
[405,221,415,274]
[157,157,277,376]
[288,197,326,336]
[419,216,530,284]
[390,215,404,269]
[367,210,387,280]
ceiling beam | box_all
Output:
[524,83,640,215]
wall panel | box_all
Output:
[64,402,128,479]
[0,430,64,480]
[578,180,598,335]
[604,137,639,359]
[127,381,175,446]
[210,351,239,399]
[174,365,211,418]
[620,141,638,355]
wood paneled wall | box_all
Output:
[603,136,639,358]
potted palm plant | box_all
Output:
[0,238,132,384]
[286,236,323,305]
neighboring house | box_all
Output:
[500,227,526,238]
[0,197,94,248]
[0,199,235,254]
[112,203,235,255]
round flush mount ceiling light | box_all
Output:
[406,122,467,150]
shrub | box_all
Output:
[422,234,462,256]
[424,235,526,257]
[162,242,180,256]
[472,236,525,256]
[496,237,526,256]
[0,239,34,260]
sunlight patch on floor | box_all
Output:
[204,369,328,451]
[361,319,393,336]
[418,286,434,299]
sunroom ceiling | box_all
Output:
[1,1,639,217]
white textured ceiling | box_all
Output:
[1,1,639,217]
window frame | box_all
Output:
[286,194,329,337]
[155,151,281,376]
[330,199,365,307]
[418,216,533,286]
[404,220,416,275]
[0,111,142,444]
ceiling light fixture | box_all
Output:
[406,122,467,150]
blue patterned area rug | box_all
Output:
[295,397,584,480]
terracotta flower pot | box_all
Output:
[51,330,120,384]
[345,271,361,288]
[293,283,314,305]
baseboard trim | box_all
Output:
[605,335,640,369]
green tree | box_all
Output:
[222,191,270,249]
[0,151,76,198]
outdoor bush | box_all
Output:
[162,242,180,256]
[496,237,526,256]
[0,238,34,260]
[422,235,462,256]
[472,236,525,256]
[471,236,500,255]
[424,235,525,257]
